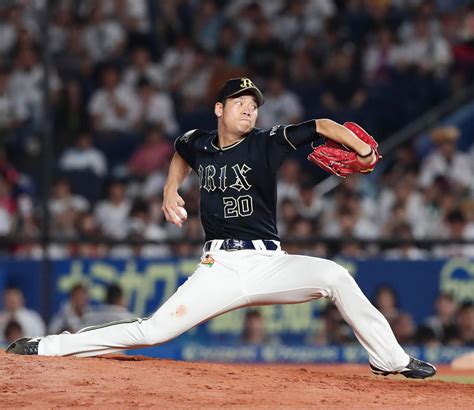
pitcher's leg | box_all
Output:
[244,253,409,371]
[39,261,247,356]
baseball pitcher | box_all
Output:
[7,78,436,379]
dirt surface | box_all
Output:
[1,351,473,409]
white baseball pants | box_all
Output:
[39,241,409,371]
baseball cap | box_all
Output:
[217,77,265,106]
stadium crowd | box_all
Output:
[0,0,472,259]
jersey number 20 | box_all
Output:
[223,195,253,218]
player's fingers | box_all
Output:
[177,196,185,207]
[162,207,173,222]
[164,205,184,226]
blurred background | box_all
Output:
[0,0,472,364]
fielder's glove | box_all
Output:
[307,122,381,178]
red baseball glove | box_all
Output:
[308,122,381,178]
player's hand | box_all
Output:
[356,149,377,166]
[162,189,187,227]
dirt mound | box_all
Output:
[0,351,472,408]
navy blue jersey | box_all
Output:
[175,122,319,241]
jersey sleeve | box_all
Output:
[265,120,321,170]
[174,129,198,168]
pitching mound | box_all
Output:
[1,351,473,408]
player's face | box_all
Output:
[216,94,258,135]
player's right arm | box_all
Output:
[162,152,191,227]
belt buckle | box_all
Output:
[226,239,245,251]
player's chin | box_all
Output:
[236,122,254,134]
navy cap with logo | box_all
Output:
[217,77,265,107]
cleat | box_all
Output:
[6,337,40,355]
[370,357,436,379]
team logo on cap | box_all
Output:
[240,78,255,88]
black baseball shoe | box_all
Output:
[6,337,40,355]
[370,357,436,379]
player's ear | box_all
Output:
[215,102,223,118]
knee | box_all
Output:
[137,315,182,347]
[139,329,174,347]
[326,262,353,290]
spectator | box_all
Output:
[94,180,131,239]
[171,213,204,258]
[53,23,90,81]
[0,5,22,57]
[364,26,403,84]
[216,23,246,67]
[161,35,196,90]
[295,182,325,220]
[277,198,299,237]
[49,283,90,334]
[419,126,472,192]
[82,6,126,63]
[286,217,315,256]
[135,79,179,137]
[110,198,170,258]
[0,66,28,142]
[457,302,474,346]
[383,222,428,259]
[424,293,459,342]
[400,15,452,77]
[128,127,173,178]
[0,287,45,343]
[378,173,422,233]
[114,0,151,48]
[241,309,270,345]
[54,79,89,152]
[49,8,73,55]
[9,47,61,128]
[0,176,15,235]
[336,241,367,259]
[312,303,355,345]
[434,209,474,257]
[257,76,303,129]
[244,18,286,77]
[193,0,224,52]
[3,319,23,345]
[58,132,108,179]
[89,66,140,134]
[410,176,452,238]
[88,65,140,167]
[277,159,302,202]
[320,47,368,123]
[230,2,264,40]
[72,212,108,258]
[415,325,440,347]
[83,284,135,327]
[322,204,379,240]
[373,285,400,324]
[49,177,89,237]
[380,143,420,189]
[273,0,332,47]
[178,47,213,111]
[392,312,416,345]
[123,47,165,89]
[206,51,248,105]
